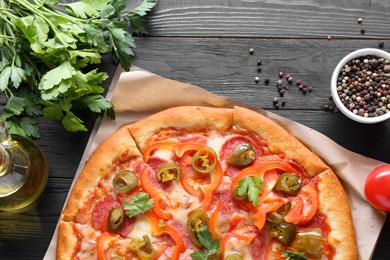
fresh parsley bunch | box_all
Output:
[0,0,156,137]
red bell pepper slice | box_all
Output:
[143,140,178,162]
[209,200,221,238]
[140,166,173,220]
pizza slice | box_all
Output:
[57,106,357,260]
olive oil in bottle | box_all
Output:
[0,119,48,211]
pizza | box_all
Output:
[56,106,357,260]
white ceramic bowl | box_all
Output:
[331,48,390,123]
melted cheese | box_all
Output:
[75,223,100,260]
[166,181,201,227]
[207,130,231,155]
[127,214,154,241]
[224,237,253,259]
[153,148,174,161]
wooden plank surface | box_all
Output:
[0,0,389,259]
[147,0,390,38]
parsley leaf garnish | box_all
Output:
[123,192,154,218]
[281,251,308,260]
[0,0,156,137]
[190,226,221,260]
[237,176,263,207]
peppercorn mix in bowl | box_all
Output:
[331,48,390,123]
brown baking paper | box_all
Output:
[44,66,386,260]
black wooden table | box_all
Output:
[0,1,389,259]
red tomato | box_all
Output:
[364,165,390,212]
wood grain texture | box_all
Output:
[0,0,389,259]
[147,0,390,38]
[133,37,390,110]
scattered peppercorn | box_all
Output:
[257,66,262,72]
[254,76,260,83]
[379,41,385,48]
[264,77,270,84]
[287,76,293,84]
[358,17,363,24]
[308,86,313,92]
[281,99,286,107]
[323,104,329,111]
[327,35,332,41]
[296,79,301,85]
[273,97,279,104]
[279,72,284,78]
[257,60,262,66]
[360,27,366,34]
[276,79,283,86]
[249,48,254,54]
[298,84,303,91]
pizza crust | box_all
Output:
[127,106,233,151]
[317,169,357,260]
[56,221,78,260]
[232,106,329,177]
[61,126,141,221]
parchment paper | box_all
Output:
[44,66,387,260]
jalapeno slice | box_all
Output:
[186,209,210,247]
[129,235,156,260]
[112,170,139,194]
[269,221,296,246]
[156,162,180,182]
[224,252,244,260]
[274,172,302,195]
[192,147,218,174]
[266,202,292,224]
[291,228,323,258]
[108,205,125,231]
[226,143,255,167]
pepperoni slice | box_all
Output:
[92,196,119,230]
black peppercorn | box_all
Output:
[379,41,385,48]
[257,66,262,72]
[255,76,260,83]
[257,60,262,66]
[336,54,390,118]
[249,48,254,54]
[264,77,270,84]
